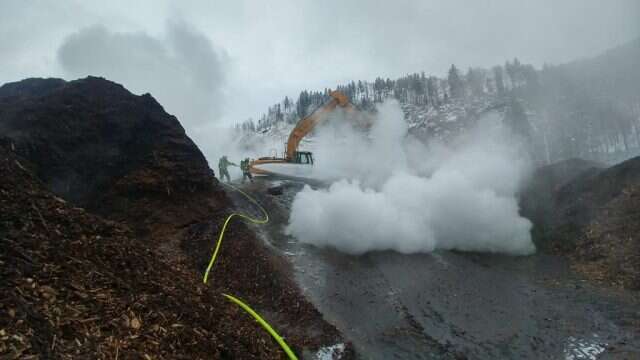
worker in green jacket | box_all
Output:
[218,155,237,183]
[240,158,253,183]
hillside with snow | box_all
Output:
[238,38,640,166]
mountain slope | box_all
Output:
[549,37,640,101]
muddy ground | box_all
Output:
[230,178,640,360]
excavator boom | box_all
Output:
[249,90,357,178]
[285,91,353,160]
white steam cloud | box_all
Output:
[57,21,227,127]
[286,101,535,255]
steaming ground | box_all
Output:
[286,101,535,255]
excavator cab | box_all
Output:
[294,151,314,165]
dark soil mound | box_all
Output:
[0,78,66,99]
[0,77,217,239]
[0,146,284,358]
[520,158,604,250]
[0,77,348,358]
[521,157,640,290]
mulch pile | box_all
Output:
[0,146,345,358]
[0,77,351,358]
[521,157,640,290]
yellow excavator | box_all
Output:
[249,90,355,178]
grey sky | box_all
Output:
[1,0,639,129]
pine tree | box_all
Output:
[504,97,532,141]
[448,64,464,98]
[466,68,485,97]
[283,96,290,112]
[493,65,505,96]
[427,77,439,106]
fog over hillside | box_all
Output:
[240,38,640,168]
[1,0,639,130]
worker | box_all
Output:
[240,158,253,183]
[218,155,237,183]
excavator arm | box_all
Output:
[249,90,361,177]
[285,91,353,160]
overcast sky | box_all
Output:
[1,0,639,129]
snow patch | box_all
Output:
[315,343,345,359]
[564,335,607,360]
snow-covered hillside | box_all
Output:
[238,40,640,165]
[238,93,508,156]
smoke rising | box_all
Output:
[285,101,535,255]
[57,21,227,127]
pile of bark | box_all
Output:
[0,76,219,239]
[521,157,640,290]
[1,146,285,358]
[0,77,348,358]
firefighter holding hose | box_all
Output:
[218,155,237,183]
[240,158,253,183]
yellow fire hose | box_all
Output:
[223,293,298,360]
[203,182,269,284]
[202,181,297,360]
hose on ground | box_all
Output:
[202,181,296,360]
[203,181,269,284]
[223,293,299,360]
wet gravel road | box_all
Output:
[230,180,640,359]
